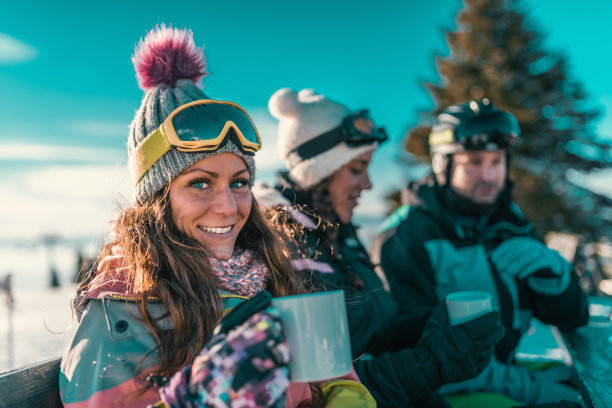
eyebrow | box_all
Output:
[181,168,249,178]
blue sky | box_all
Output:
[2,0,612,284]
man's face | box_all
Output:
[449,149,507,204]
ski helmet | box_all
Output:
[429,98,521,184]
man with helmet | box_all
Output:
[375,99,589,405]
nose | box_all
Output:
[480,163,498,182]
[212,186,238,216]
[360,172,372,191]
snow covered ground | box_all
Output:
[0,285,75,372]
[0,243,79,372]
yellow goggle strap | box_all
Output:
[130,127,172,185]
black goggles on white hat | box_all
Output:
[290,110,388,162]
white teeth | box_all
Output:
[200,226,232,234]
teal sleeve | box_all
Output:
[59,299,162,406]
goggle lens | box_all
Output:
[172,103,259,145]
[344,111,388,145]
[456,111,521,149]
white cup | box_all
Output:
[271,290,352,382]
[445,291,493,325]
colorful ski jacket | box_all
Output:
[377,175,589,363]
[59,258,374,407]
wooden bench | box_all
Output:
[560,296,612,408]
[0,357,62,408]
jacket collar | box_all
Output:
[408,173,528,240]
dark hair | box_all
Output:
[294,178,365,290]
[308,177,342,244]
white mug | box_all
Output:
[271,290,352,382]
[445,290,493,325]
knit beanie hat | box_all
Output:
[128,24,256,202]
[268,88,377,189]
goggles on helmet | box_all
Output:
[131,99,262,183]
[429,104,521,155]
[290,110,388,162]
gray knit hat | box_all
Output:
[128,25,255,202]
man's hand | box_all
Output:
[414,305,505,388]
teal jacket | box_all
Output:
[378,176,589,363]
[59,266,374,407]
[59,290,247,408]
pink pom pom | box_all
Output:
[132,24,207,91]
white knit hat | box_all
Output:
[268,88,377,189]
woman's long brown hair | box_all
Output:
[79,187,321,403]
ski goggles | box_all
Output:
[430,110,521,154]
[290,110,388,162]
[455,110,522,150]
[131,99,261,183]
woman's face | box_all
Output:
[169,152,252,260]
[328,150,373,224]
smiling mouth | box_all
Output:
[199,225,233,234]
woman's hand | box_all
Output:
[160,295,291,408]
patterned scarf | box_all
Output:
[209,249,270,297]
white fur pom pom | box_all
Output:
[268,88,300,119]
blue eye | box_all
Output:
[231,178,249,188]
[190,179,210,189]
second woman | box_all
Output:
[255,87,506,408]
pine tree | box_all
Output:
[405,0,612,240]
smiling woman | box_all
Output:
[56,24,374,408]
